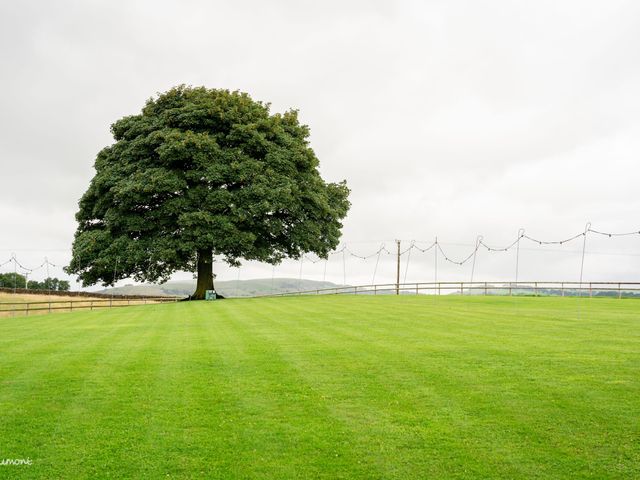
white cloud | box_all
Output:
[1,0,639,289]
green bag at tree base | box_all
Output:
[205,290,216,300]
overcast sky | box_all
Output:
[1,0,640,288]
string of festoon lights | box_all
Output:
[0,254,59,272]
[3,224,640,290]
[289,223,640,287]
[297,225,639,266]
[0,254,60,291]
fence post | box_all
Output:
[460,282,463,295]
[416,283,419,295]
[534,282,538,296]
[26,302,29,316]
[396,240,401,295]
[589,282,592,298]
[70,301,73,312]
[484,282,488,296]
[90,301,93,311]
[618,283,622,299]
[561,283,564,297]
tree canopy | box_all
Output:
[66,86,350,299]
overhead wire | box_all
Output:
[2,225,640,288]
[588,228,640,237]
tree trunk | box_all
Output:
[192,249,214,300]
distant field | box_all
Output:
[0,292,163,318]
[0,292,106,318]
[0,296,638,478]
[0,292,107,303]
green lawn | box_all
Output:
[0,296,638,479]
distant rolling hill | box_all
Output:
[97,278,343,298]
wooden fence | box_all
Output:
[257,281,640,299]
[0,296,181,317]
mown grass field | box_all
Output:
[0,295,638,479]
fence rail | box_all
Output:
[256,281,640,299]
[0,296,181,317]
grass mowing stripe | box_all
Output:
[228,294,636,473]
[199,301,374,479]
[126,304,241,478]
[221,299,527,477]
[248,298,531,477]
[235,300,486,478]
[1,307,165,478]
[0,308,146,427]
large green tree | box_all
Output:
[66,86,350,299]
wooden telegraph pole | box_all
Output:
[396,240,401,295]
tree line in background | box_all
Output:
[0,273,70,291]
